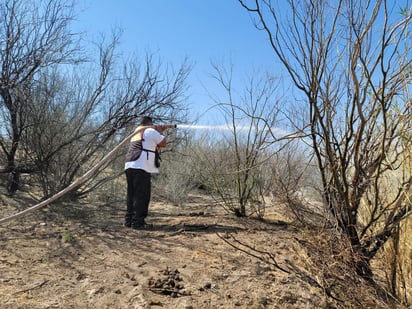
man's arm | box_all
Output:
[157,136,167,148]
[153,126,167,148]
[153,124,176,148]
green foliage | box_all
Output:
[61,230,74,243]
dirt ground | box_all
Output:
[0,191,393,309]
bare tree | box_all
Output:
[22,37,189,198]
[0,0,80,194]
[0,0,190,198]
[239,0,412,283]
[195,63,284,217]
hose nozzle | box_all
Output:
[155,124,177,131]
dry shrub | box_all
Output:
[152,151,198,206]
[376,218,412,307]
[285,228,397,308]
[185,135,251,215]
[355,148,412,307]
[220,225,395,308]
[263,141,326,226]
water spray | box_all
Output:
[176,124,228,130]
[156,124,218,131]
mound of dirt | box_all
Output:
[0,192,392,308]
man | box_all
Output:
[124,116,167,229]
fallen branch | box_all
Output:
[13,280,49,295]
[0,126,152,225]
[216,232,291,274]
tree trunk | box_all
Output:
[8,169,20,195]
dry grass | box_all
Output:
[375,218,412,306]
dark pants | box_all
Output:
[125,168,151,226]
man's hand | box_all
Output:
[154,124,176,133]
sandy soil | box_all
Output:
[0,192,392,309]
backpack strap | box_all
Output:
[125,127,146,162]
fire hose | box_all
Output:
[0,124,176,225]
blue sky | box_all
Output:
[74,0,281,125]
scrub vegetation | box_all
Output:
[0,0,411,308]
